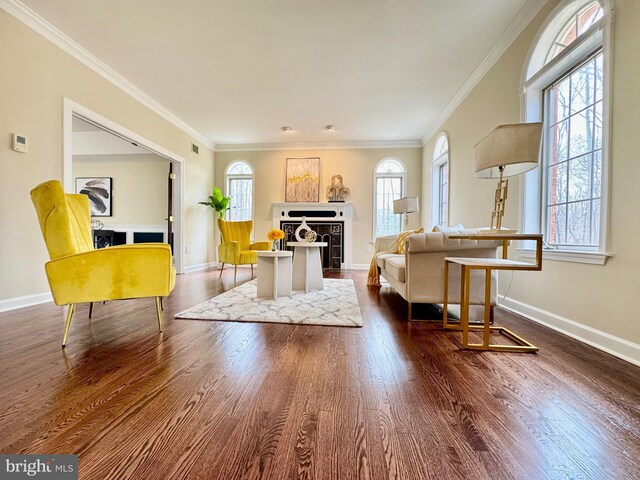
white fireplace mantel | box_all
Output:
[272,202,353,269]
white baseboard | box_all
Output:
[183,262,218,274]
[499,296,640,367]
[0,292,53,313]
[349,264,370,270]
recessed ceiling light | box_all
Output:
[325,125,336,132]
[281,126,292,133]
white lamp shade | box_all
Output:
[473,122,543,178]
[393,196,419,214]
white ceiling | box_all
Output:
[72,116,153,156]
[22,0,534,147]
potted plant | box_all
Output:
[199,187,231,218]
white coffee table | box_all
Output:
[256,250,293,300]
[288,242,328,292]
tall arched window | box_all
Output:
[225,161,253,221]
[522,0,609,260]
[373,158,405,238]
[431,133,449,227]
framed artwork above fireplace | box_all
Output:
[285,157,320,202]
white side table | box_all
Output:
[288,242,328,292]
[256,251,293,300]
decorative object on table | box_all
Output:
[294,216,317,242]
[326,174,350,202]
[75,177,112,216]
[91,219,104,230]
[393,196,419,230]
[304,230,318,243]
[473,122,543,233]
[285,157,320,202]
[198,187,230,219]
[267,228,285,251]
[175,278,363,327]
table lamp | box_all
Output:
[393,196,419,230]
[473,122,543,233]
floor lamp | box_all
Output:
[393,196,419,230]
[473,122,543,233]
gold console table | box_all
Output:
[443,233,542,352]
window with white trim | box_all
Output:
[374,158,405,238]
[522,0,608,257]
[225,161,253,221]
[431,134,449,227]
[544,51,603,247]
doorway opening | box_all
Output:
[63,98,185,273]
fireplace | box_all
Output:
[272,202,353,270]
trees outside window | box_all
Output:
[522,0,608,257]
[225,161,253,221]
[431,134,449,227]
[374,159,405,238]
[544,52,603,247]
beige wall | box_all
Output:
[73,154,168,225]
[215,148,423,265]
[422,0,640,344]
[0,10,215,301]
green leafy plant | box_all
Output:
[199,187,231,218]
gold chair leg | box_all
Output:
[219,263,225,277]
[160,296,164,311]
[88,302,94,319]
[155,297,164,332]
[234,265,238,284]
[251,264,254,278]
[62,304,75,347]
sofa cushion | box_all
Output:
[384,256,406,283]
[376,253,397,270]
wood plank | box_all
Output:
[0,270,637,479]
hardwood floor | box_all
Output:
[0,269,638,479]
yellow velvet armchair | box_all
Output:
[30,180,176,347]
[217,219,270,282]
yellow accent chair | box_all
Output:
[30,180,176,347]
[217,218,270,283]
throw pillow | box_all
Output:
[432,223,464,232]
[396,228,424,254]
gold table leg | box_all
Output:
[461,266,538,353]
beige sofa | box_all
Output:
[375,228,502,320]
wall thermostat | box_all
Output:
[12,133,27,153]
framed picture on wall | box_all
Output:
[285,157,320,202]
[75,177,112,216]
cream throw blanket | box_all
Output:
[367,235,400,286]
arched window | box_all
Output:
[225,161,253,221]
[373,158,405,238]
[522,0,609,259]
[431,134,449,227]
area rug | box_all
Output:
[175,278,363,327]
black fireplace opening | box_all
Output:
[280,221,343,271]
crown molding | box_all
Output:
[420,0,548,145]
[0,0,215,151]
[215,139,422,152]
